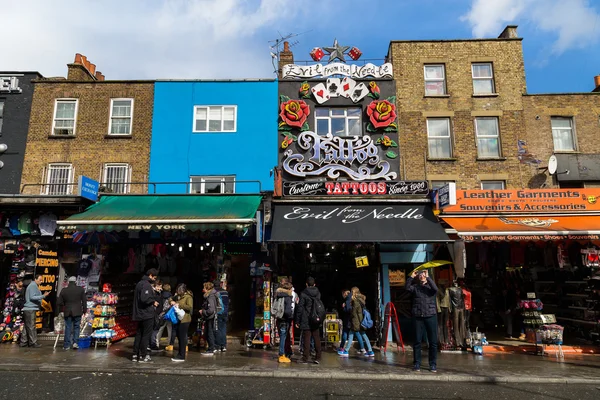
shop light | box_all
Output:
[309,253,313,258]
[189,243,192,248]
[178,246,183,252]
[306,243,310,249]
[201,246,204,251]
[331,245,335,250]
[206,242,210,246]
[170,243,175,247]
[325,253,330,256]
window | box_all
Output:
[315,107,361,137]
[190,176,235,194]
[551,117,576,151]
[193,106,236,132]
[475,117,501,158]
[45,163,73,195]
[0,100,4,133]
[481,180,505,190]
[102,163,131,193]
[427,118,452,158]
[431,180,454,190]
[424,65,446,96]
[52,99,78,136]
[471,63,495,94]
[109,99,133,135]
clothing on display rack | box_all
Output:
[448,284,466,347]
[436,286,450,345]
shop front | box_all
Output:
[440,188,600,346]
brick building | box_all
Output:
[20,54,154,195]
[387,25,528,190]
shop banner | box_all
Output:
[35,246,59,329]
[282,181,429,197]
[442,189,600,214]
[270,204,449,242]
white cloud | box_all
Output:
[1,0,307,79]
[462,0,600,53]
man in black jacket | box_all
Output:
[406,270,439,372]
[295,277,322,364]
[57,276,87,350]
[132,268,159,363]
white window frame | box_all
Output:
[426,118,452,158]
[315,107,362,137]
[108,98,134,136]
[551,117,577,152]
[471,63,495,95]
[475,117,501,158]
[44,163,74,195]
[193,105,237,133]
[424,64,447,96]
[481,180,505,190]
[189,176,236,194]
[0,99,4,133]
[52,99,78,136]
[102,163,132,194]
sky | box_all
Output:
[2,0,600,93]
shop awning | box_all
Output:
[56,195,262,232]
[270,203,449,243]
[442,215,600,241]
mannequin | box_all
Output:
[448,281,466,347]
[436,284,450,345]
[459,281,472,334]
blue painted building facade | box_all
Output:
[149,80,278,194]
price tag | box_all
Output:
[527,292,536,299]
[355,256,369,268]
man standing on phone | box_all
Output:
[406,270,438,372]
[21,274,50,348]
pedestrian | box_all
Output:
[199,281,218,355]
[214,280,229,352]
[171,283,193,362]
[149,279,163,351]
[337,289,363,355]
[340,287,373,356]
[295,277,323,364]
[406,270,439,372]
[132,268,159,363]
[20,274,50,348]
[152,283,173,350]
[275,281,294,363]
[57,276,87,350]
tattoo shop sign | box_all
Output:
[282,63,393,79]
[35,248,59,328]
[283,181,429,196]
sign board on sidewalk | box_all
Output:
[438,183,456,209]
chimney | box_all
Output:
[498,25,518,39]
[67,53,102,81]
[95,71,105,81]
[593,75,600,92]
[278,41,294,79]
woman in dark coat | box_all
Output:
[339,287,374,357]
[406,270,438,372]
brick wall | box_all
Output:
[21,80,154,194]
[388,38,528,189]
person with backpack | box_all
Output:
[151,283,172,350]
[295,277,324,364]
[170,283,193,362]
[337,289,364,355]
[132,268,160,363]
[199,281,219,355]
[273,281,294,363]
[406,270,438,372]
[339,287,374,357]
[214,280,229,352]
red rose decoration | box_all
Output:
[367,100,397,129]
[280,99,310,129]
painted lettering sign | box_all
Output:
[282,63,393,79]
[283,181,429,196]
[282,131,396,181]
[35,247,59,329]
[0,76,22,93]
[283,205,424,224]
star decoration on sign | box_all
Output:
[323,39,350,63]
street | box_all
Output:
[1,371,599,400]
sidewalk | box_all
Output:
[2,339,600,384]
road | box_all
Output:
[2,371,599,400]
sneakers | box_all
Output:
[313,359,320,365]
[31,343,42,348]
[220,347,227,352]
[358,349,366,354]
[171,357,185,362]
[165,345,173,351]
[413,365,421,372]
[366,351,375,357]
[72,343,79,350]
[278,355,291,363]
[337,350,349,357]
[201,350,216,356]
[430,366,437,373]
[131,355,138,362]
[138,355,153,363]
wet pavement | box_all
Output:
[1,338,600,384]
[2,371,600,399]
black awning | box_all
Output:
[269,203,450,243]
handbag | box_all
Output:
[164,306,179,324]
[174,305,185,321]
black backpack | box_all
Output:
[309,297,326,326]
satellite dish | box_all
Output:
[548,155,558,175]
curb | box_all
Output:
[1,363,599,384]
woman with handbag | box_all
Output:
[170,283,193,362]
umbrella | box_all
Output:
[72,231,118,245]
[410,260,453,275]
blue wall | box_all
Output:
[149,80,278,193]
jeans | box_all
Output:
[299,331,315,354]
[302,329,321,361]
[151,321,172,349]
[20,310,37,347]
[64,315,81,349]
[133,319,154,357]
[176,322,190,359]
[205,318,216,351]
[216,314,227,349]
[413,315,438,368]
[278,320,292,356]
[347,330,371,352]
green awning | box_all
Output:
[56,194,262,232]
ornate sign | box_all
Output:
[281,131,397,181]
[282,62,393,79]
[283,181,429,196]
[0,76,22,93]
